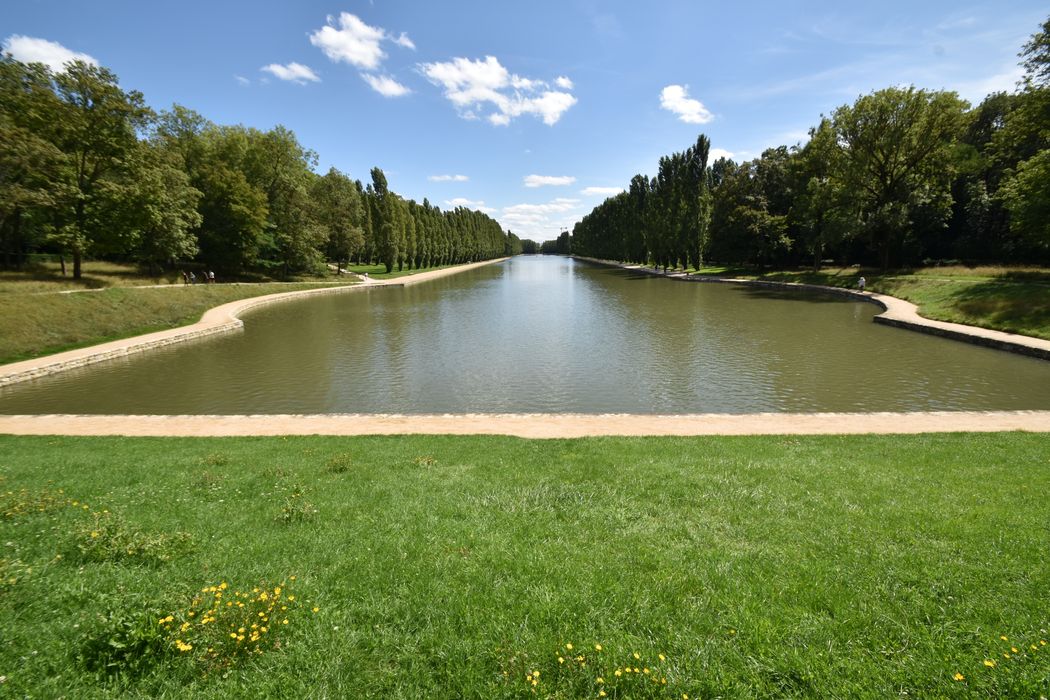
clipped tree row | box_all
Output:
[573,16,1050,269]
[0,57,512,277]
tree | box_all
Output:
[51,60,152,278]
[310,167,364,272]
[831,86,967,268]
[1020,16,1050,88]
[371,167,399,273]
[0,58,65,267]
[789,119,856,270]
[125,143,201,273]
[998,148,1050,250]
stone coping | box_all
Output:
[0,411,1048,437]
[0,258,507,389]
[576,257,1050,361]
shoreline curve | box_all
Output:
[0,258,507,389]
[574,257,1050,361]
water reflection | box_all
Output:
[1,256,1049,414]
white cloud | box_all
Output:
[524,175,576,188]
[709,147,735,162]
[261,62,320,84]
[446,197,494,213]
[429,174,469,182]
[499,198,583,239]
[659,84,714,124]
[392,32,416,50]
[2,35,97,72]
[420,55,577,126]
[310,13,389,70]
[555,75,574,90]
[950,64,1024,105]
[361,73,410,97]
[235,75,250,86]
[581,186,625,196]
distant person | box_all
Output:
[181,270,188,285]
[208,270,215,284]
[858,276,866,292]
[189,271,196,285]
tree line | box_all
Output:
[0,57,516,278]
[572,17,1050,270]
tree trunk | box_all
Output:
[73,249,82,279]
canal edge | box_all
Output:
[0,258,509,389]
[574,256,1050,362]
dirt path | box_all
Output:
[1,411,1048,437]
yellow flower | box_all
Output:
[594,644,602,651]
[984,659,996,667]
[287,595,295,601]
[614,669,622,677]
[599,692,607,698]
[1011,647,1018,653]
[643,667,650,674]
[1000,635,1008,641]
[659,653,666,661]
[90,531,99,538]
[633,652,640,659]
[312,607,320,613]
[175,640,192,652]
[566,643,573,650]
[533,671,540,678]
[953,672,965,681]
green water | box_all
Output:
[2,256,1049,414]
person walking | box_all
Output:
[858,276,866,292]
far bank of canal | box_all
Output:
[1,256,1049,415]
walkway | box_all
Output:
[0,411,1047,437]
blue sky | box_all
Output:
[3,0,1045,242]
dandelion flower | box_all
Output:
[558,657,564,664]
[614,669,622,677]
[312,607,320,613]
[953,672,965,681]
[595,644,602,651]
[566,643,573,650]
[599,692,607,698]
[1011,647,1018,653]
[596,677,604,684]
[984,659,996,667]
[633,652,640,659]
[1000,635,1008,641]
[659,653,666,661]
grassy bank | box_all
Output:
[698,265,1050,341]
[0,281,358,365]
[0,433,1047,697]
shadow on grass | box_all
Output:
[946,278,1050,337]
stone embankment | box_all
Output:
[575,257,1050,361]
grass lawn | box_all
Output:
[0,281,358,365]
[342,262,461,280]
[0,433,1046,698]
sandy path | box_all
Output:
[1,411,1048,437]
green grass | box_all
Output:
[342,262,461,280]
[0,281,358,365]
[0,433,1047,698]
